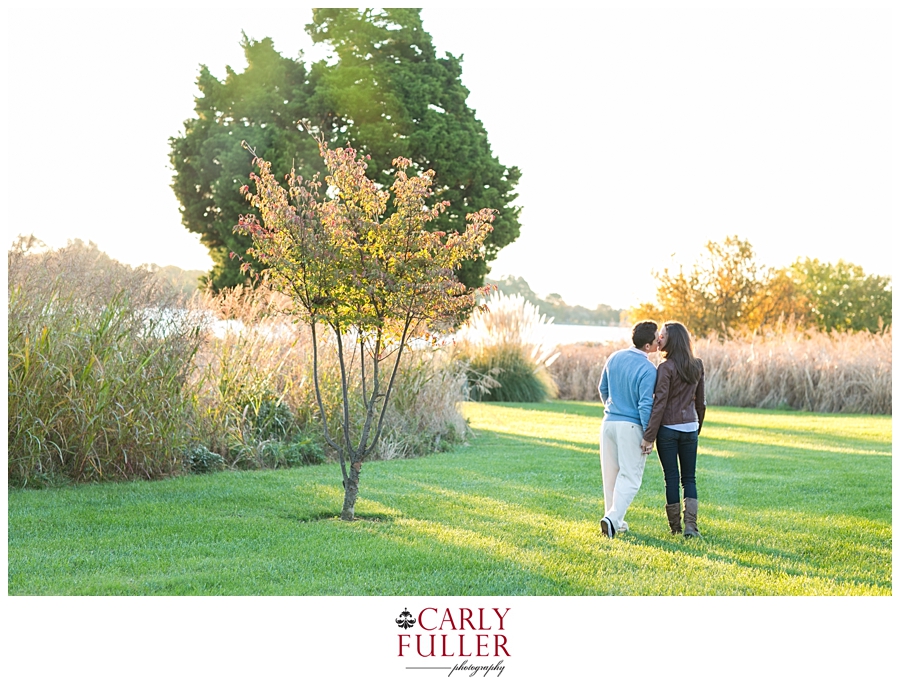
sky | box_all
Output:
[5,2,895,310]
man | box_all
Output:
[598,320,659,538]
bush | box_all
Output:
[465,344,557,402]
[260,432,326,468]
[454,292,559,402]
[186,445,225,473]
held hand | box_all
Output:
[640,439,654,455]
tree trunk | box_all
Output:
[340,461,362,521]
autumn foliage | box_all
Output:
[631,236,891,336]
[235,140,494,519]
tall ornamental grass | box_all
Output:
[696,326,892,414]
[550,341,630,402]
[549,326,891,414]
[190,285,469,467]
[379,350,470,459]
[8,237,202,486]
[8,238,472,486]
[454,291,559,402]
[187,284,320,470]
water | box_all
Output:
[162,306,632,346]
[544,324,631,346]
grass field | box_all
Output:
[7,402,891,595]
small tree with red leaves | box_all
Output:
[236,141,494,520]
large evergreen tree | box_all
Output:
[170,10,520,290]
[170,36,326,290]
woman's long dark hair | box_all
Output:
[661,321,702,384]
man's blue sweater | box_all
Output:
[598,347,657,430]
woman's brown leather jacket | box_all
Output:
[643,358,706,443]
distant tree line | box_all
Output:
[169,8,520,292]
[485,275,624,326]
[630,236,891,336]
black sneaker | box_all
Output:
[601,517,616,538]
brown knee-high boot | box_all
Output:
[683,498,700,537]
[664,503,682,535]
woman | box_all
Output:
[640,321,706,537]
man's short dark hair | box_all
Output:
[632,320,658,348]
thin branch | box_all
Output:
[357,328,383,455]
[364,313,413,458]
[309,320,345,481]
[333,318,355,470]
[360,332,367,413]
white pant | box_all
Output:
[600,420,648,531]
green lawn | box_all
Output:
[7,402,891,595]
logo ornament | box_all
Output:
[395,608,416,630]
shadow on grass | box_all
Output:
[339,476,890,594]
[289,511,398,524]
[623,515,892,594]
[436,402,892,594]
[7,402,891,595]
[703,424,890,455]
[486,431,598,455]
[480,400,605,418]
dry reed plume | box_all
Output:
[454,291,559,402]
[190,284,469,465]
[8,237,202,485]
[550,326,891,414]
[550,341,631,401]
[696,327,891,414]
[8,238,471,486]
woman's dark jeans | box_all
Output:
[656,426,698,505]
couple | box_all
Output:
[598,320,706,539]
